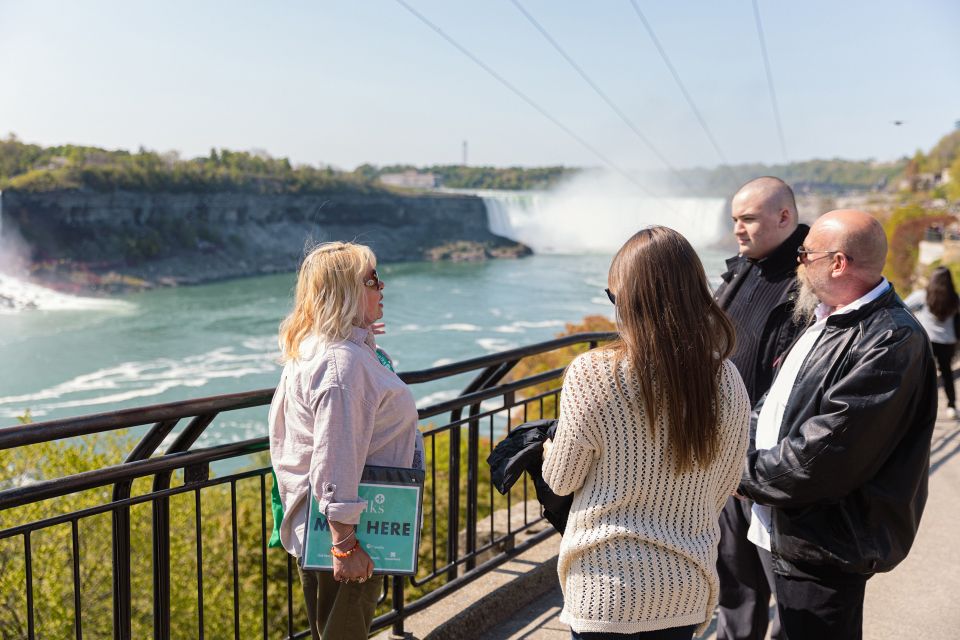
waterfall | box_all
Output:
[480,187,728,254]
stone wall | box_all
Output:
[0,190,528,284]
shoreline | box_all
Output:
[0,239,533,302]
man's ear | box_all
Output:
[830,254,848,277]
[779,208,791,227]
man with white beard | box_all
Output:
[738,209,937,639]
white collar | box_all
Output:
[814,278,890,323]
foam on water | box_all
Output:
[0,273,134,314]
[0,345,280,418]
[439,323,481,332]
[476,337,519,352]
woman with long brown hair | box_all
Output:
[906,265,960,418]
[542,226,750,639]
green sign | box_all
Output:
[302,467,424,575]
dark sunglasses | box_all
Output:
[363,270,383,289]
[604,288,616,305]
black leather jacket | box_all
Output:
[738,286,937,576]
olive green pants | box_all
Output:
[297,564,381,640]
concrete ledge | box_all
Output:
[375,511,561,640]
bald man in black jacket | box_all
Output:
[714,177,807,640]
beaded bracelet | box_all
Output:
[330,539,360,559]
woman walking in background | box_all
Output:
[906,266,960,419]
[268,242,421,640]
[542,227,750,640]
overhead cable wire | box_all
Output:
[510,0,693,193]
[392,0,670,203]
[751,0,789,162]
[628,0,737,180]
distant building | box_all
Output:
[899,172,942,193]
[379,171,437,189]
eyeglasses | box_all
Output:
[797,246,853,263]
[363,270,383,290]
[604,288,616,305]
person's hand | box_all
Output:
[371,322,386,335]
[332,546,374,584]
[542,437,553,459]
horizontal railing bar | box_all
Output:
[418,365,566,419]
[0,438,268,510]
[0,465,271,539]
[419,384,562,435]
[0,389,276,450]
[397,332,614,384]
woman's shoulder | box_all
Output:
[567,348,615,376]
[717,359,749,401]
[293,337,366,384]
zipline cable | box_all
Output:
[752,0,789,162]
[628,0,737,181]
[391,0,675,205]
[510,0,693,192]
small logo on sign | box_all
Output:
[375,494,386,505]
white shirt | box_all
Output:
[268,327,420,557]
[748,278,891,550]
[904,289,957,344]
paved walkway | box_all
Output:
[484,395,960,640]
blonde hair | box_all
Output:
[279,241,377,361]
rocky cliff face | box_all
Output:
[0,190,528,285]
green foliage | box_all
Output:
[882,205,955,292]
[925,130,960,173]
[507,315,616,420]
[352,164,574,191]
[0,416,566,636]
[0,435,301,638]
[0,135,382,196]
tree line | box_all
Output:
[5,132,955,196]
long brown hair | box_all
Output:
[603,226,736,470]
[926,266,959,322]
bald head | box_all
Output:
[735,177,798,218]
[731,177,799,259]
[798,209,887,308]
[814,209,887,276]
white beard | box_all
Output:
[792,272,821,326]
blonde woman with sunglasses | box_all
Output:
[268,242,421,640]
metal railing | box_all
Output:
[0,332,615,639]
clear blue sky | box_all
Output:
[2,0,958,171]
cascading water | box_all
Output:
[0,190,131,312]
[478,183,729,254]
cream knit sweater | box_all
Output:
[542,350,750,636]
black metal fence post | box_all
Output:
[111,505,133,640]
